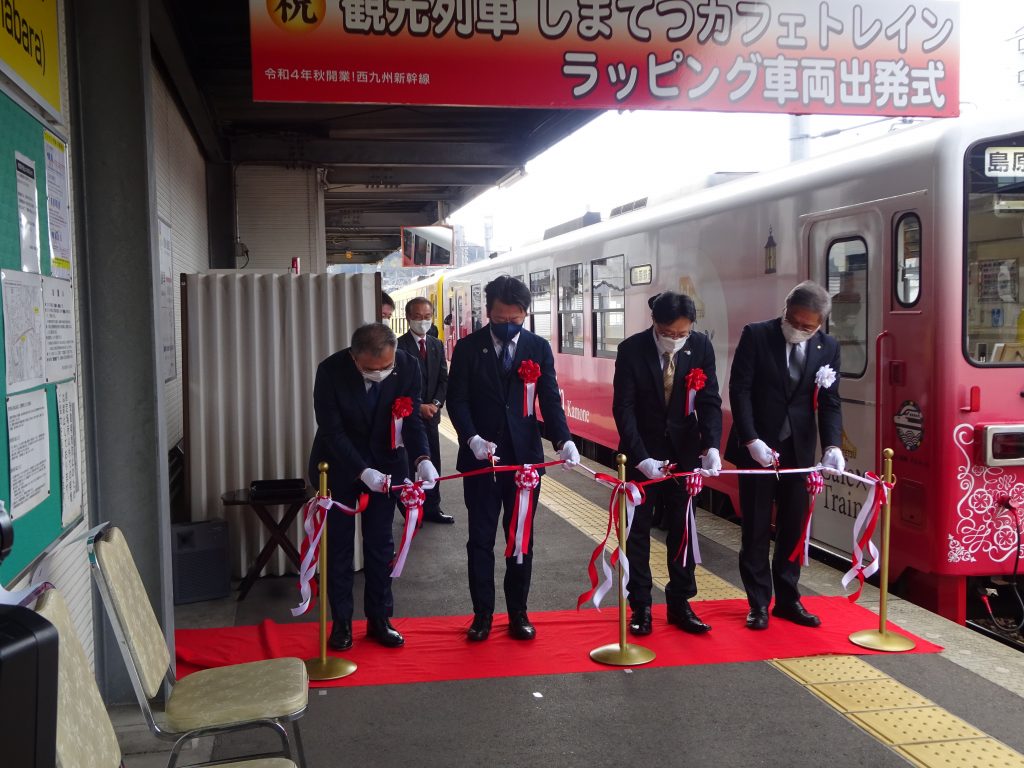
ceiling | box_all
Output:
[158,1,599,264]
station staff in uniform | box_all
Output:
[613,292,722,636]
[398,297,453,524]
[447,276,580,642]
[725,281,844,630]
[308,323,438,650]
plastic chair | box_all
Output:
[88,524,308,768]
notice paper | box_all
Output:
[158,217,176,382]
[15,151,40,273]
[43,275,76,381]
[56,381,82,525]
[2,269,45,393]
[44,132,73,281]
[7,389,50,520]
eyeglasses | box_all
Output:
[656,325,691,340]
[784,312,820,333]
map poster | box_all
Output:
[56,381,81,525]
[43,275,76,382]
[15,152,40,274]
[158,217,176,382]
[44,132,73,281]
[7,389,50,520]
[2,270,45,393]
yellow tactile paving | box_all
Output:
[772,655,887,685]
[898,740,1024,768]
[849,707,986,745]
[810,679,932,712]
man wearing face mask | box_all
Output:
[725,280,844,631]
[397,297,452,524]
[447,275,579,642]
[308,322,436,650]
[613,292,722,636]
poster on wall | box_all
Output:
[15,152,40,274]
[158,217,176,382]
[56,381,82,525]
[44,132,73,281]
[7,389,50,520]
[978,259,1019,303]
[2,269,45,393]
[43,275,76,382]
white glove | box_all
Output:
[559,440,580,468]
[636,457,669,481]
[359,468,390,493]
[746,439,779,469]
[700,448,722,477]
[415,459,439,489]
[468,435,499,463]
[821,446,846,474]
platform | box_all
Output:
[119,418,1024,768]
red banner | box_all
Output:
[250,0,959,116]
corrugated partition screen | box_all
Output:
[184,272,376,577]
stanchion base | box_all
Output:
[849,629,916,652]
[305,656,357,681]
[590,642,656,666]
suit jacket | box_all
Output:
[613,328,722,470]
[307,347,429,505]
[397,331,448,425]
[447,325,571,475]
[724,318,842,469]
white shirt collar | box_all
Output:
[491,329,521,350]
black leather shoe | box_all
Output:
[508,611,536,641]
[772,601,821,627]
[366,617,405,647]
[467,613,492,642]
[328,620,352,650]
[424,511,455,524]
[746,608,769,630]
[629,606,652,636]
[666,602,711,634]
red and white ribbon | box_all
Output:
[291,493,369,616]
[390,397,413,449]
[505,465,541,563]
[789,471,825,566]
[684,368,707,417]
[518,359,541,417]
[841,472,892,602]
[675,472,704,566]
[391,482,426,577]
[577,475,641,610]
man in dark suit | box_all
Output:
[613,292,722,636]
[397,297,452,524]
[308,322,436,650]
[725,280,845,630]
[447,275,579,642]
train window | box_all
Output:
[592,255,625,358]
[529,270,552,339]
[894,214,921,307]
[964,136,1024,366]
[471,284,483,332]
[826,238,868,378]
[557,263,584,355]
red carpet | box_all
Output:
[175,596,941,688]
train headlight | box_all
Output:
[982,426,1024,466]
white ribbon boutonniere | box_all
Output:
[813,365,837,410]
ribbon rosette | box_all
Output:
[813,365,837,411]
[518,359,541,417]
[673,472,704,566]
[391,482,426,577]
[390,396,413,449]
[684,368,707,416]
[505,465,541,563]
[788,471,825,567]
[841,472,893,602]
[577,476,642,610]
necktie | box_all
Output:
[788,342,805,390]
[662,351,675,405]
[366,381,380,411]
[419,338,427,360]
[502,342,513,373]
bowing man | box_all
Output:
[447,275,580,642]
[612,292,722,636]
[308,322,438,650]
[724,280,844,631]
[397,297,452,524]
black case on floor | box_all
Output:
[0,605,58,768]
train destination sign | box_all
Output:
[250,0,959,116]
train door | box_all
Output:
[807,209,883,556]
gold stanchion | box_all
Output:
[849,448,915,652]
[590,454,656,666]
[305,462,358,680]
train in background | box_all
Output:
[392,110,1024,626]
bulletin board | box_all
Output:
[0,87,81,584]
